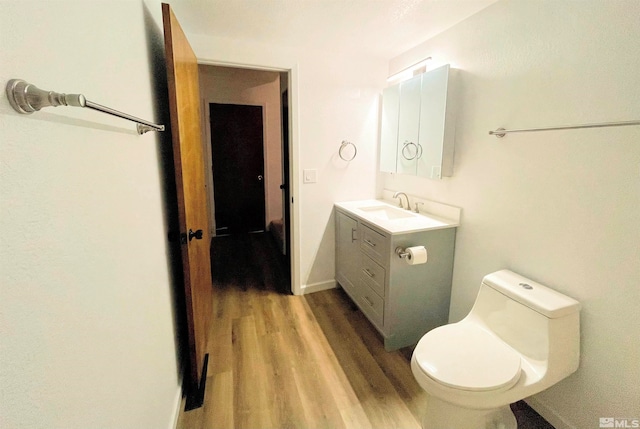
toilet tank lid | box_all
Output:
[482,270,581,318]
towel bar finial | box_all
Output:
[6,79,85,113]
[6,79,164,134]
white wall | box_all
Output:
[0,1,181,428]
[383,1,640,427]
[184,31,387,293]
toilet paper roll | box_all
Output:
[405,246,428,265]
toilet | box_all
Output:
[411,269,581,429]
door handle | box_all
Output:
[188,229,203,241]
[257,175,263,181]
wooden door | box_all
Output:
[210,103,266,234]
[162,3,212,407]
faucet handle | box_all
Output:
[414,202,424,213]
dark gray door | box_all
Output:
[210,103,265,234]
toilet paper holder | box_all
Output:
[395,246,428,265]
[395,247,411,259]
[396,246,428,265]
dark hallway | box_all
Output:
[210,232,290,295]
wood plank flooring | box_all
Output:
[175,232,554,429]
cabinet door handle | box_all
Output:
[351,228,357,242]
[364,296,374,307]
[364,239,376,247]
[363,268,375,278]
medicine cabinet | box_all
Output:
[380,64,455,179]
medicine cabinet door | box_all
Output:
[417,64,454,179]
[380,84,400,173]
[395,74,422,175]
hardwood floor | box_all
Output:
[175,232,554,429]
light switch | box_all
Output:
[303,169,318,183]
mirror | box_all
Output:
[380,64,455,179]
[380,84,399,172]
[396,74,422,175]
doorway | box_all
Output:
[210,103,266,235]
[198,64,293,291]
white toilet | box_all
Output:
[411,269,580,429]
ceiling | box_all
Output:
[169,0,498,60]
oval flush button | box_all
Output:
[519,282,533,290]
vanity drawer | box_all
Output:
[360,224,388,265]
[357,280,384,328]
[360,254,385,298]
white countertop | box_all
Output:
[334,199,460,235]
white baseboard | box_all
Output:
[169,383,182,429]
[301,279,337,294]
[525,396,576,429]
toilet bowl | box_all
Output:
[411,269,580,429]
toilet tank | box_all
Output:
[481,270,581,318]
[467,270,581,362]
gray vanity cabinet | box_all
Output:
[335,208,456,351]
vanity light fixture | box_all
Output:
[387,57,432,83]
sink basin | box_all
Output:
[336,199,460,234]
[358,205,416,220]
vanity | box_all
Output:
[334,197,460,351]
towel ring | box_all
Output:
[339,140,357,161]
[401,141,422,160]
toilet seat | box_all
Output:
[413,323,522,392]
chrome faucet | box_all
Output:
[392,191,410,210]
